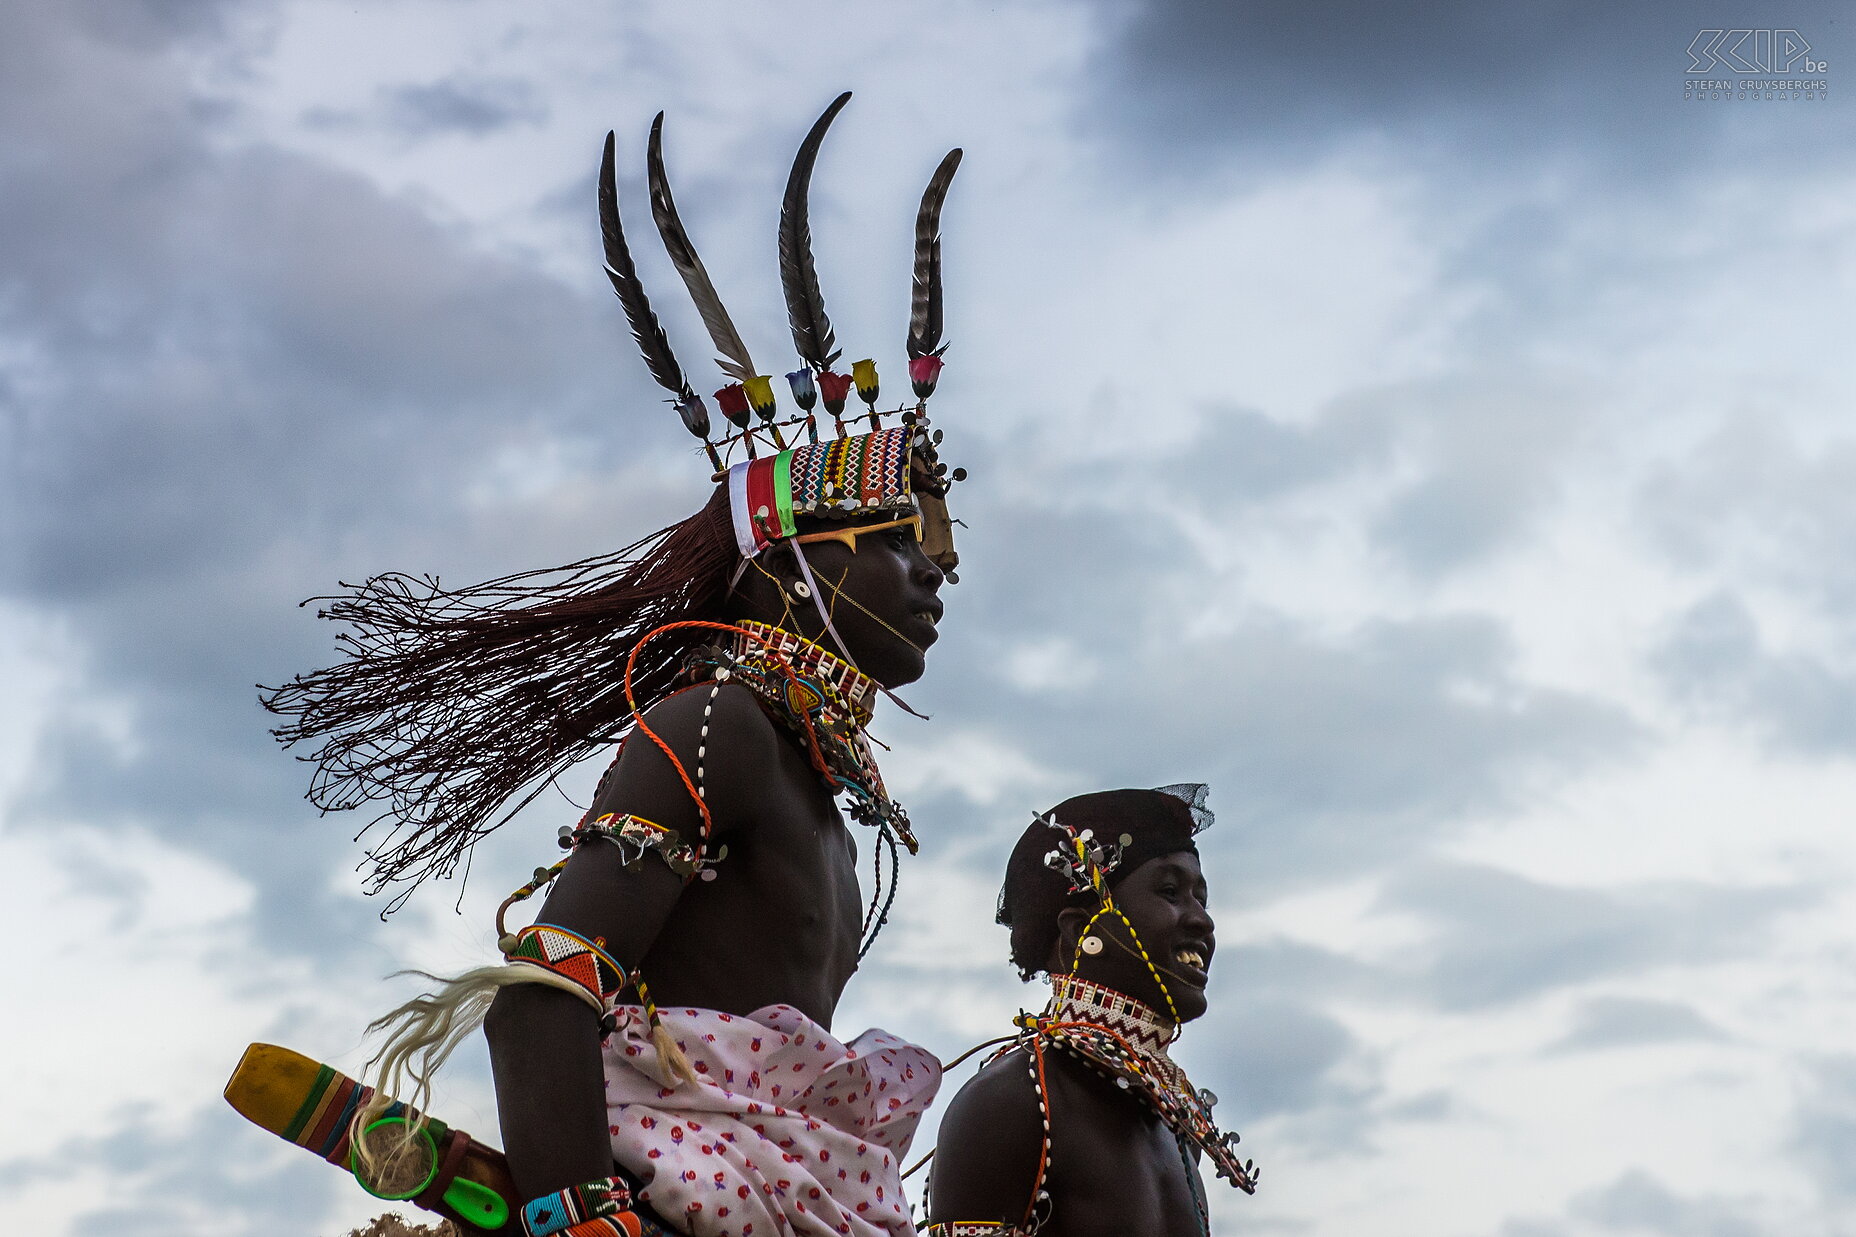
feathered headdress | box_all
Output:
[600,93,965,577]
[260,100,967,906]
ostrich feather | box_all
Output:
[907,148,963,360]
[598,131,697,409]
[779,91,851,372]
[646,113,757,384]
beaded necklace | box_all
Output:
[1007,974,1258,1235]
[667,619,916,958]
[694,619,916,851]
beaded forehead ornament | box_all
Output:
[599,92,965,580]
[1040,814,1133,896]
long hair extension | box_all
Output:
[262,485,738,910]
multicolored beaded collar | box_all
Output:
[656,618,915,961]
[701,620,913,852]
[1044,973,1177,1060]
[726,619,879,728]
[1014,974,1259,1201]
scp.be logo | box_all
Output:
[1686,29,1825,73]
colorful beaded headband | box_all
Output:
[597,92,964,569]
[728,425,917,558]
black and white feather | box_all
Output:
[907,148,962,361]
[598,131,705,437]
[646,113,758,384]
[779,91,851,373]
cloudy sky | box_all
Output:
[3,1,1852,1234]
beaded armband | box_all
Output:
[568,812,711,883]
[521,1176,639,1237]
[922,1224,1026,1236]
[503,924,631,1011]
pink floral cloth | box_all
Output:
[602,1003,941,1237]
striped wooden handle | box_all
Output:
[224,1042,519,1234]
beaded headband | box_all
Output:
[598,93,964,574]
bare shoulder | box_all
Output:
[588,682,782,829]
[944,1049,1044,1131]
[631,680,780,765]
[927,1048,1047,1227]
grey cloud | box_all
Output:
[932,589,1637,894]
[1216,935,1385,1005]
[911,396,1633,901]
[1129,612,1635,891]
[306,76,549,136]
[1640,418,1856,618]
[384,76,549,136]
[1652,592,1760,688]
[1500,1221,1572,1237]
[60,0,242,48]
[1569,1169,1763,1237]
[1495,1170,1771,1237]
[0,0,676,966]
[1166,374,1588,579]
[1382,862,1814,1011]
[1166,405,1369,506]
[1189,998,1382,1162]
[1074,1,1853,382]
[1349,373,1588,577]
[1078,0,1846,181]
[1208,998,1361,1122]
[0,1104,347,1237]
[1791,1055,1856,1202]
[1548,996,1726,1054]
[1382,1089,1456,1122]
[1652,591,1856,758]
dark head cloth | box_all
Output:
[996,784,1212,980]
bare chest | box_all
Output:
[643,740,866,1021]
[1040,1066,1207,1237]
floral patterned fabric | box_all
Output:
[603,1003,940,1237]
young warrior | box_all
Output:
[264,94,964,1237]
[923,788,1258,1237]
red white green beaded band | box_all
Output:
[503,923,631,1011]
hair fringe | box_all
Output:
[263,487,737,908]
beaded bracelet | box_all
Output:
[562,1218,648,1237]
[520,1175,634,1236]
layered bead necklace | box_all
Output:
[1012,972,1259,1232]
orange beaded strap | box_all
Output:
[622,619,851,868]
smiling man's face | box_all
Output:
[1068,851,1216,1024]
